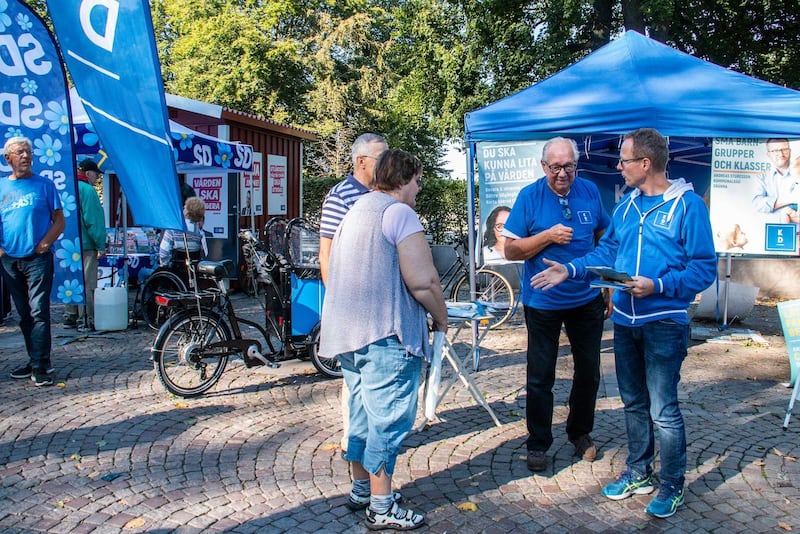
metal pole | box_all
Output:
[466,141,480,371]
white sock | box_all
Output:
[370,493,393,514]
[352,478,370,497]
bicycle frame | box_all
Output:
[434,237,520,328]
[437,238,471,293]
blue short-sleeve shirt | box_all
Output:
[504,176,610,310]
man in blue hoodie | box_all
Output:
[531,128,717,519]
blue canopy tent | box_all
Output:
[465,30,800,142]
[465,30,800,207]
[463,30,800,321]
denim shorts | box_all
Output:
[339,336,422,477]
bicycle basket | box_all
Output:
[264,217,288,258]
[287,218,320,270]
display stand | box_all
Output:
[783,380,800,430]
[417,304,503,430]
[778,299,800,429]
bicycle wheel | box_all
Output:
[141,269,187,330]
[307,323,342,378]
[451,268,515,328]
[152,312,231,398]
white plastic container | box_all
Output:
[94,287,128,331]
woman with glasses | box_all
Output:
[482,205,511,262]
[502,136,611,473]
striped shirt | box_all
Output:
[159,220,207,266]
[319,174,371,238]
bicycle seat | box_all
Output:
[197,259,234,279]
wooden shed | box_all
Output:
[166,93,317,232]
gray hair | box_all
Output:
[351,133,388,164]
[541,137,580,163]
[4,136,32,156]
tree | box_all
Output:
[669,0,800,88]
[150,0,314,123]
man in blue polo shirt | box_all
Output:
[503,137,610,472]
[1,137,65,387]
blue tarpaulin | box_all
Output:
[465,30,800,142]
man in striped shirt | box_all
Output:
[319,133,388,456]
[319,133,388,283]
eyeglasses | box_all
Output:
[415,177,422,187]
[618,157,645,167]
[9,148,31,156]
[494,222,505,231]
[768,148,791,154]
[558,196,572,220]
[544,162,577,174]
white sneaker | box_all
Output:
[365,502,424,531]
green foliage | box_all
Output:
[415,177,470,243]
[301,176,340,225]
[669,0,800,88]
[151,0,313,122]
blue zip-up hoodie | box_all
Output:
[565,178,717,326]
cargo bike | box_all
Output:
[150,218,338,398]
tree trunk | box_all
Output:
[621,0,645,33]
[590,0,614,50]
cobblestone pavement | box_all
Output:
[0,292,798,533]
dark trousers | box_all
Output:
[0,273,11,322]
[0,252,55,370]
[524,294,605,452]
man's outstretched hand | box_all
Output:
[530,258,568,290]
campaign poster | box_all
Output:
[476,141,547,264]
[240,152,263,216]
[189,173,228,237]
[778,299,800,386]
[267,154,287,215]
[710,138,800,256]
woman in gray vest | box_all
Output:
[320,149,448,531]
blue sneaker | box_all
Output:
[645,483,684,518]
[601,470,654,500]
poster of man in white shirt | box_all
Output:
[710,138,800,255]
[751,138,800,223]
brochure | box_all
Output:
[585,266,633,282]
[590,280,632,291]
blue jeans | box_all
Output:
[1,252,54,370]
[613,320,688,488]
[339,336,422,478]
[524,294,605,451]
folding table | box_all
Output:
[417,304,503,430]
